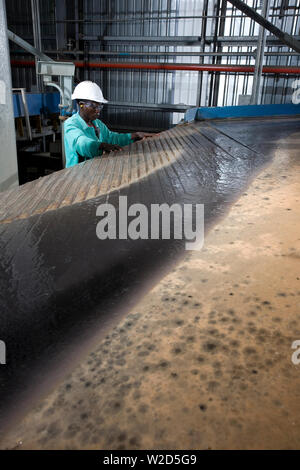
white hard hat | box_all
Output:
[71,81,108,103]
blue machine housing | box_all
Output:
[13,92,60,118]
[185,103,300,122]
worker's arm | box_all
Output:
[64,122,99,159]
[98,130,156,154]
[99,122,155,148]
[100,121,134,147]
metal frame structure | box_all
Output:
[8,30,74,112]
[251,0,271,104]
[8,25,75,167]
[7,29,53,62]
[227,0,300,53]
[6,0,300,131]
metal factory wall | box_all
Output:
[6,0,300,131]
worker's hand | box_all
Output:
[131,132,155,141]
[99,142,122,154]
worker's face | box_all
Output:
[79,100,104,121]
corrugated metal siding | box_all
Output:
[6,0,300,129]
[80,0,180,130]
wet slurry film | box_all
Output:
[0,116,300,449]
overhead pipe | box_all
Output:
[10,59,300,74]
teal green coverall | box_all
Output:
[64,112,133,168]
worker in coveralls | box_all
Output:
[64,81,152,167]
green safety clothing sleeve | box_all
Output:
[64,112,133,167]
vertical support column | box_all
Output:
[196,0,209,108]
[211,0,227,107]
[74,0,80,60]
[250,0,270,105]
[60,75,73,168]
[31,0,43,91]
[0,0,19,191]
[55,0,66,53]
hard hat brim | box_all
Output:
[71,93,108,104]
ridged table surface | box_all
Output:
[0,115,299,435]
[0,119,261,224]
